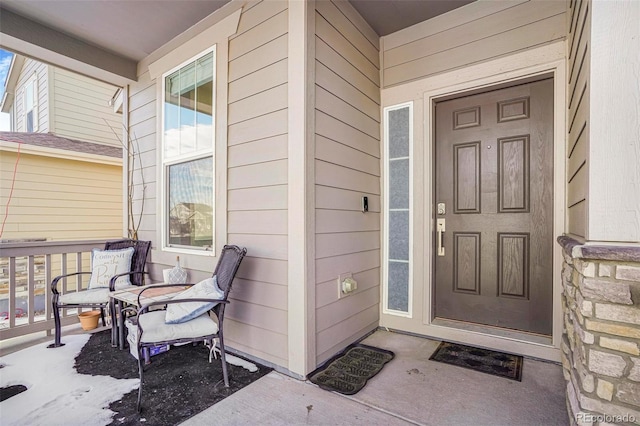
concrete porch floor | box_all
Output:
[183,330,569,425]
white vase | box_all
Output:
[167,256,187,284]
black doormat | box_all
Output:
[308,343,394,395]
[429,341,523,381]
[74,330,271,425]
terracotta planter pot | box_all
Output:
[78,310,101,331]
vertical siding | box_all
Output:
[14,58,48,133]
[51,67,122,147]
[381,0,566,87]
[0,151,122,240]
[314,0,381,365]
[567,0,589,238]
[127,0,290,368]
[227,0,289,367]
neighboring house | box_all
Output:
[0,55,124,241]
[1,1,639,421]
[0,132,122,320]
[0,132,122,241]
[0,54,122,147]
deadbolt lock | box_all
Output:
[437,202,446,215]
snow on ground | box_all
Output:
[226,354,258,372]
[0,334,138,426]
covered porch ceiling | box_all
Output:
[0,0,473,85]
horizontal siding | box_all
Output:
[127,2,290,368]
[228,59,288,103]
[0,152,122,241]
[316,185,381,212]
[229,34,287,82]
[316,231,380,259]
[224,319,288,367]
[313,0,381,367]
[228,159,288,189]
[566,0,590,238]
[228,185,288,211]
[381,0,567,87]
[228,109,288,146]
[228,83,287,125]
[316,268,379,308]
[315,160,379,194]
[228,134,287,167]
[316,304,379,364]
[51,67,122,146]
[225,2,289,367]
[315,111,379,158]
[317,286,379,332]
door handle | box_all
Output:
[437,218,446,256]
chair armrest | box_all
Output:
[136,283,194,306]
[138,298,229,315]
[108,271,150,291]
[51,271,92,294]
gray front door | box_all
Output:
[434,79,554,336]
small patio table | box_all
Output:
[110,284,188,350]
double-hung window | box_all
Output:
[162,48,215,251]
[24,77,38,132]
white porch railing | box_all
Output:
[0,239,108,340]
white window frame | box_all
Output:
[160,46,216,254]
[148,8,239,265]
[23,75,38,132]
[382,102,414,318]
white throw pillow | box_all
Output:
[88,247,135,290]
[165,276,223,324]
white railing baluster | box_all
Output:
[28,255,35,324]
[45,253,52,335]
[9,257,16,328]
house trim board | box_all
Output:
[379,41,566,362]
[0,141,121,166]
[288,0,316,376]
[0,8,136,86]
[47,67,55,134]
[122,84,130,238]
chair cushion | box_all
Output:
[165,276,223,324]
[138,310,219,343]
[58,288,111,305]
[89,247,135,290]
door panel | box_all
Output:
[434,79,553,336]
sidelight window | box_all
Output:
[383,102,413,316]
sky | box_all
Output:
[0,49,14,131]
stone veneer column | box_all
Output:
[558,236,640,425]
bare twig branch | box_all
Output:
[104,119,146,240]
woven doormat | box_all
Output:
[429,341,523,381]
[308,344,394,395]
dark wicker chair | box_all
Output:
[134,244,247,412]
[49,239,151,348]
